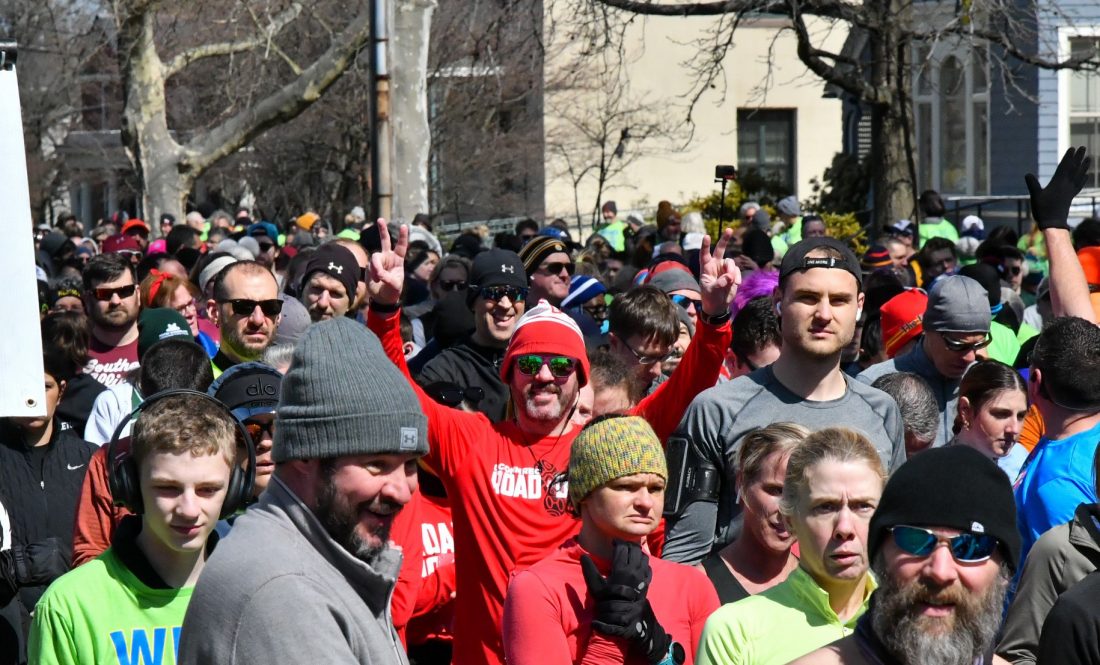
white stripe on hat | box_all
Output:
[510,299,584,344]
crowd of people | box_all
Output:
[3,147,1100,664]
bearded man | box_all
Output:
[792,445,1019,665]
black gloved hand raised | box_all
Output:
[1025,146,1092,231]
[581,540,673,664]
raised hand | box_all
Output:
[1025,147,1091,231]
[698,227,741,318]
[367,219,408,306]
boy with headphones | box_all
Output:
[29,392,245,664]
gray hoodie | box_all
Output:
[178,476,407,665]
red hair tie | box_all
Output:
[146,269,169,306]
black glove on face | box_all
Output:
[1025,146,1092,231]
[581,540,673,664]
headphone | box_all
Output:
[107,388,256,519]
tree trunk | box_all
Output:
[117,7,188,221]
[873,98,917,227]
[868,0,917,228]
[390,0,436,221]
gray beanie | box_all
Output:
[274,317,428,461]
[923,275,992,333]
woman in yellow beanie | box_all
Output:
[503,415,719,665]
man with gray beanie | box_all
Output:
[179,317,427,665]
[417,249,527,422]
[859,274,993,447]
[792,445,1019,665]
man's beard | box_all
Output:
[315,461,401,566]
[523,381,567,422]
[222,322,271,361]
[871,557,1008,665]
[90,303,137,331]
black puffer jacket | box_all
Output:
[0,420,94,612]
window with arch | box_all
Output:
[913,44,989,195]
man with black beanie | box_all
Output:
[299,243,361,322]
[417,249,527,422]
[792,445,1019,665]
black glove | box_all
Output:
[1025,146,1092,231]
[0,539,69,588]
[581,540,672,664]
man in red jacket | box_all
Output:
[366,223,739,665]
[503,415,719,665]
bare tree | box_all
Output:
[111,0,374,220]
[566,0,1100,226]
[6,1,105,223]
[545,51,684,227]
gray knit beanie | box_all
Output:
[273,317,428,462]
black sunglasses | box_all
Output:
[538,261,575,276]
[439,279,467,292]
[92,284,137,301]
[426,383,486,407]
[478,285,527,303]
[219,298,283,317]
[245,420,275,439]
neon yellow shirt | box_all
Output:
[30,547,194,665]
[695,566,876,665]
[919,218,960,245]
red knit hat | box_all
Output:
[881,289,928,358]
[501,300,589,386]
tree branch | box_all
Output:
[787,2,889,104]
[183,7,371,174]
[163,2,304,79]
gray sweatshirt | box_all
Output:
[178,476,408,665]
[661,365,906,564]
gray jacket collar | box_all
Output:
[262,475,403,616]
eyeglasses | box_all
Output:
[478,285,527,303]
[670,294,701,313]
[1005,265,1022,276]
[516,354,578,378]
[439,280,467,292]
[92,284,137,301]
[258,241,275,253]
[538,261,575,277]
[245,420,275,440]
[219,298,284,317]
[622,339,674,365]
[891,525,999,563]
[941,332,992,353]
[427,383,486,407]
[174,298,197,314]
[117,250,142,260]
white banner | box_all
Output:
[0,46,46,418]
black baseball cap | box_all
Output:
[779,237,863,290]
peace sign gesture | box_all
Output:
[367,219,408,306]
[698,228,741,318]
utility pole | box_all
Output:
[369,0,392,222]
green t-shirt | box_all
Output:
[919,218,960,245]
[695,566,876,665]
[988,320,1022,366]
[30,547,194,665]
